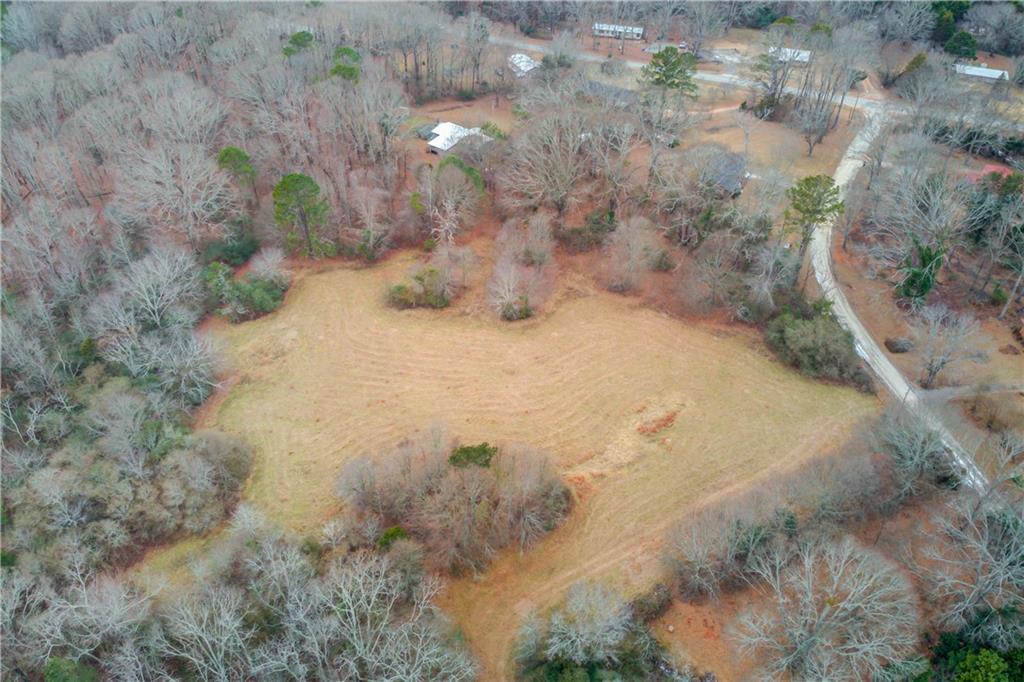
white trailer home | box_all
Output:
[592,23,645,40]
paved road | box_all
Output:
[493,32,994,491]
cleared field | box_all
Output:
[173,251,876,677]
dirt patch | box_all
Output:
[654,592,755,682]
[637,410,678,435]
[832,238,1023,391]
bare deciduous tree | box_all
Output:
[878,3,936,45]
[678,2,731,57]
[911,305,987,389]
[114,145,238,250]
[920,496,1024,652]
[605,217,663,293]
[499,109,587,218]
[545,582,632,667]
[875,406,949,505]
[734,536,920,680]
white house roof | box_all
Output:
[508,53,541,76]
[593,23,644,34]
[954,63,1009,80]
[768,46,812,63]
[427,122,491,152]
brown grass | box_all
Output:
[136,244,877,677]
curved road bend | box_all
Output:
[810,112,989,490]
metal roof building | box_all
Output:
[768,46,812,63]
[508,53,541,77]
[954,64,1009,81]
[592,23,645,40]
[426,122,491,154]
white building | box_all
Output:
[426,122,491,154]
[954,63,1009,81]
[592,23,645,40]
[508,53,541,77]
[768,46,812,63]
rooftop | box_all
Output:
[508,53,541,77]
[768,46,812,63]
[427,122,491,153]
[954,63,1009,80]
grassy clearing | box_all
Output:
[137,251,876,677]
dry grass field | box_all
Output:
[135,246,878,677]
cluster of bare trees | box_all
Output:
[662,398,1024,678]
[0,4,427,677]
[2,507,475,680]
[515,578,692,680]
[338,427,571,574]
[754,19,878,156]
[734,535,921,680]
[855,115,1023,316]
[488,216,559,321]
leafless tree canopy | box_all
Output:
[918,496,1024,652]
[338,427,571,574]
[734,536,920,680]
[911,305,987,389]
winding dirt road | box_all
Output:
[809,112,990,491]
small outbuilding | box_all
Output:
[953,63,1009,81]
[425,122,492,154]
[592,22,645,40]
[508,53,541,77]
[706,150,749,198]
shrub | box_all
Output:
[629,583,672,623]
[203,261,234,309]
[600,58,625,76]
[456,88,476,101]
[479,122,507,140]
[449,442,498,468]
[387,267,450,309]
[410,191,427,216]
[355,228,389,262]
[765,302,872,391]
[201,229,260,266]
[499,296,533,321]
[377,525,409,550]
[560,209,616,253]
[901,52,927,79]
[43,658,100,682]
[990,285,1009,307]
[204,253,289,322]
